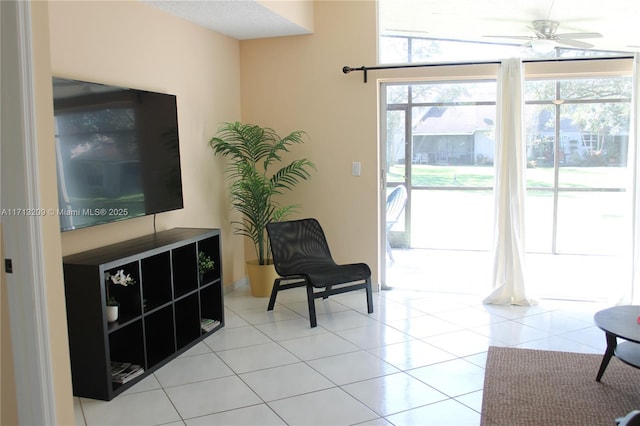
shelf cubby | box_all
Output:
[198,235,221,285]
[109,320,145,368]
[200,283,224,334]
[141,252,172,312]
[175,293,201,349]
[144,306,176,366]
[172,243,198,296]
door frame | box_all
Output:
[1,1,57,424]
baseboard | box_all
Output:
[224,278,248,294]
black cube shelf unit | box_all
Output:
[62,228,223,400]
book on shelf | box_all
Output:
[110,361,131,377]
[112,364,144,384]
[201,318,220,332]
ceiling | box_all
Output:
[379,0,640,53]
[141,0,312,40]
[142,0,640,53]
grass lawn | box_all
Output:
[389,165,628,189]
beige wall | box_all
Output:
[48,0,245,283]
[241,0,381,279]
[258,0,314,32]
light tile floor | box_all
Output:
[73,283,611,426]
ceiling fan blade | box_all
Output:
[482,35,534,41]
[555,38,594,49]
[555,32,603,39]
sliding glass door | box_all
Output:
[382,81,497,292]
[381,74,632,300]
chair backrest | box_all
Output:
[386,185,407,227]
[267,218,336,276]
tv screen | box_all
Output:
[52,77,184,231]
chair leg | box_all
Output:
[306,285,318,328]
[267,278,281,311]
[323,285,331,299]
[365,278,374,314]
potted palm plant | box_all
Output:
[210,122,315,296]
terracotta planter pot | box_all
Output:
[245,260,279,297]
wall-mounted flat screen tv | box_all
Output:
[52,77,184,232]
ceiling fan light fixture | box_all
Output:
[531,38,556,53]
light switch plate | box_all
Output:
[352,161,361,176]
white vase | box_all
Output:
[106,305,119,322]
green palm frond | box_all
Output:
[210,122,315,265]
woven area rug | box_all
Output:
[481,346,640,426]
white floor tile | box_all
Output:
[164,375,262,419]
[368,299,424,323]
[315,309,379,332]
[222,308,251,328]
[477,303,548,320]
[367,339,456,370]
[80,389,180,426]
[515,334,603,354]
[278,332,360,361]
[184,404,285,426]
[154,352,234,387]
[203,325,272,351]
[462,351,488,368]
[387,314,462,338]
[335,321,412,349]
[179,342,213,357]
[341,372,448,416]
[255,317,329,341]
[236,305,303,324]
[306,350,400,385]
[408,358,485,397]
[216,341,300,374]
[421,329,506,357]
[284,298,351,317]
[471,320,550,346]
[239,362,334,401]
[433,306,508,328]
[73,397,86,426]
[268,387,379,425]
[515,310,595,335]
[384,398,481,425]
[353,418,394,426]
[120,373,162,395]
[455,389,484,413]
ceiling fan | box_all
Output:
[484,20,602,52]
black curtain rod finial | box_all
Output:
[343,65,368,82]
[343,65,366,74]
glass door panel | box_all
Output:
[383,81,496,292]
[386,107,409,247]
[524,76,631,300]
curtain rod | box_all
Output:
[342,55,634,83]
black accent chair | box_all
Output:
[266,218,374,328]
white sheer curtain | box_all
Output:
[628,53,640,304]
[483,58,535,306]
